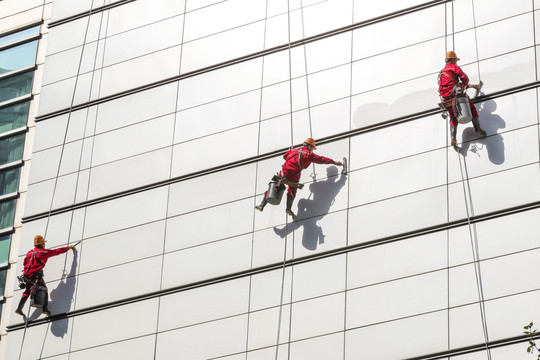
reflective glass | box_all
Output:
[0,40,38,74]
[0,25,40,47]
[0,101,29,134]
[0,269,5,297]
[0,167,20,196]
[0,133,25,165]
[0,199,16,229]
[0,71,33,103]
[0,234,9,264]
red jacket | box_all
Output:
[281,146,335,182]
[439,62,470,99]
[23,246,70,278]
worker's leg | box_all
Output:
[469,99,486,135]
[41,282,50,316]
[448,107,458,147]
[15,294,28,316]
[255,193,268,212]
[286,187,297,217]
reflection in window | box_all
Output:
[0,199,16,229]
[0,133,25,166]
[0,41,38,75]
[0,101,29,134]
[0,235,9,265]
[0,25,40,48]
[0,269,6,298]
[0,168,20,196]
[0,72,33,104]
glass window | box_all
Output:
[0,25,40,48]
[0,133,25,165]
[0,41,38,75]
[0,101,29,134]
[0,167,20,196]
[0,269,6,298]
[0,71,33,103]
[0,199,16,229]
[0,234,10,264]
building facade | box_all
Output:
[1,0,540,359]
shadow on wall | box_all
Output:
[273,166,347,250]
[459,100,506,165]
[49,249,78,338]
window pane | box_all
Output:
[0,167,20,196]
[0,41,38,75]
[0,71,33,103]
[0,133,25,165]
[0,269,6,298]
[0,101,29,134]
[0,199,16,229]
[0,234,10,264]
[0,25,40,47]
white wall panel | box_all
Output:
[262,50,291,87]
[449,304,486,349]
[80,220,165,273]
[156,314,248,360]
[95,82,177,134]
[177,59,262,110]
[247,306,290,351]
[175,90,260,143]
[448,225,476,266]
[161,234,252,289]
[171,123,259,177]
[353,5,444,61]
[158,277,250,332]
[70,298,159,351]
[349,149,447,207]
[165,198,254,252]
[42,46,83,85]
[345,311,448,360]
[484,290,540,341]
[104,15,183,67]
[91,114,174,166]
[290,292,345,342]
[45,15,102,56]
[168,164,255,215]
[347,270,447,328]
[58,139,93,175]
[489,342,539,360]
[32,114,69,152]
[353,0,427,23]
[347,231,447,289]
[306,98,351,138]
[476,14,534,61]
[99,45,181,98]
[260,82,291,120]
[106,0,185,37]
[291,254,346,302]
[75,256,162,309]
[88,148,172,199]
[306,32,351,73]
[479,48,536,93]
[302,0,353,38]
[250,268,292,312]
[28,146,62,184]
[289,333,344,360]
[473,0,532,26]
[24,179,55,216]
[258,115,294,154]
[448,164,540,221]
[38,77,76,116]
[307,64,350,107]
[49,170,90,209]
[350,115,446,169]
[68,335,156,360]
[449,263,482,307]
[181,22,265,73]
[83,186,169,238]
[348,186,447,245]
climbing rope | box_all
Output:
[17,3,97,360]
[449,0,491,358]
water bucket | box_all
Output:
[266,179,285,205]
[456,96,472,124]
[31,286,47,308]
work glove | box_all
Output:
[334,161,343,166]
[68,245,75,250]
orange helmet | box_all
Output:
[303,137,317,150]
[445,51,460,61]
[34,235,46,246]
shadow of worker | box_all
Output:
[273,166,347,250]
[458,100,506,165]
[49,248,78,338]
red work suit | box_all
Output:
[439,62,478,126]
[280,146,335,199]
[21,246,70,298]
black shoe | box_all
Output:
[255,205,264,212]
[15,308,24,316]
[476,129,486,136]
[42,309,51,316]
[285,209,296,217]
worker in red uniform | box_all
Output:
[438,51,486,146]
[255,138,342,217]
[15,235,74,317]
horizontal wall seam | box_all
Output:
[21,81,540,223]
[46,0,137,28]
[35,0,448,122]
[9,201,540,332]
